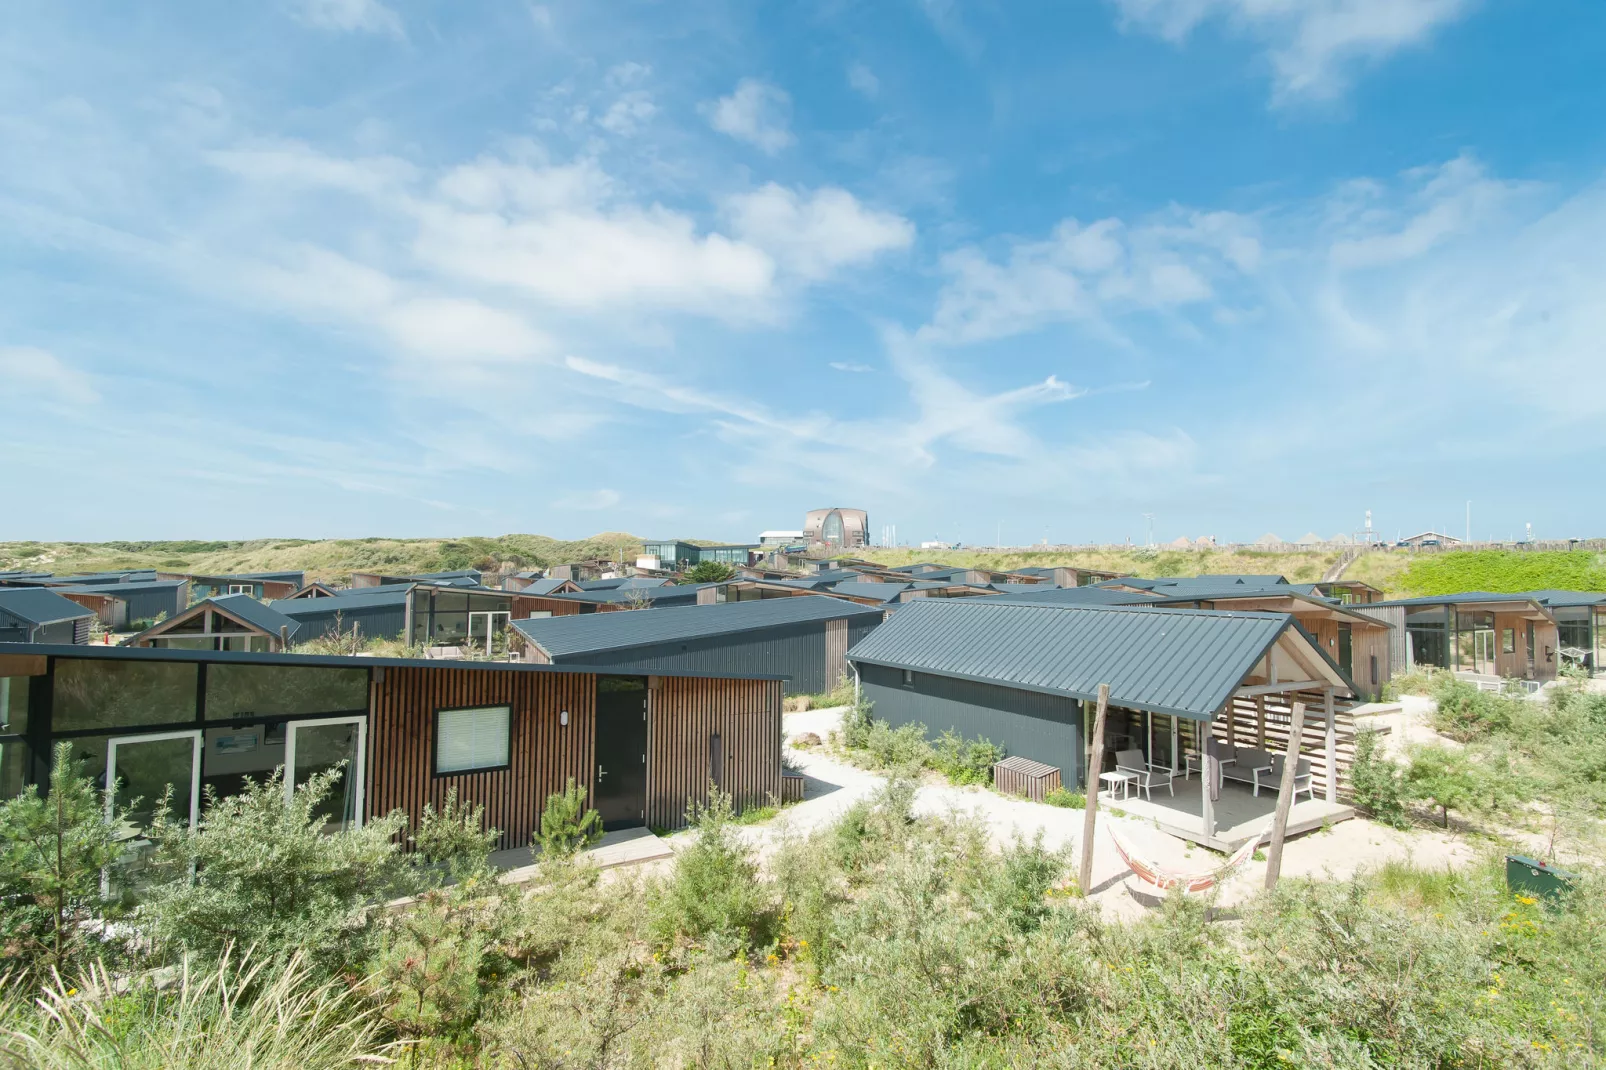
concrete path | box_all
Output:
[491,827,673,884]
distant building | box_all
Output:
[804,508,869,550]
[1397,531,1462,549]
[640,541,758,569]
[758,530,804,547]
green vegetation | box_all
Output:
[1044,785,1087,809]
[535,778,603,859]
[1392,548,1606,596]
[2,746,1604,1066]
[682,559,738,583]
[834,699,1002,785]
[1348,728,1411,828]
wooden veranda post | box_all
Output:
[1078,683,1110,897]
[1263,700,1307,890]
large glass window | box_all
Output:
[1405,607,1449,669]
[205,663,367,721]
[1555,609,1591,652]
[435,706,510,775]
[53,659,198,732]
[1,675,29,735]
[432,592,470,643]
[0,738,27,800]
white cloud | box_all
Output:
[1111,0,1471,100]
[555,488,621,510]
[830,361,874,373]
[723,184,915,281]
[1327,154,1523,268]
[847,62,880,98]
[920,210,1260,344]
[598,92,657,136]
[0,346,99,403]
[704,79,794,154]
[290,0,403,37]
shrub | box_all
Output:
[932,730,1003,785]
[1429,676,1522,741]
[1348,728,1410,829]
[683,560,737,583]
[137,766,414,968]
[648,787,772,949]
[413,787,500,880]
[0,742,126,981]
[535,778,602,860]
[1043,786,1085,809]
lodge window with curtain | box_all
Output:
[434,705,511,775]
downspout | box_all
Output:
[852,662,861,707]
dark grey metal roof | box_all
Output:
[546,584,712,605]
[1365,591,1555,608]
[846,599,1316,721]
[827,581,910,603]
[272,588,411,614]
[205,594,304,639]
[0,641,785,681]
[992,586,1162,606]
[513,595,881,657]
[576,577,672,591]
[0,587,96,626]
[516,578,573,596]
[55,580,189,596]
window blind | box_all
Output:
[436,705,510,774]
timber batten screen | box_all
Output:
[367,666,596,852]
[645,676,783,828]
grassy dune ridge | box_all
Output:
[4,536,1602,596]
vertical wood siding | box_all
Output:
[1216,689,1358,798]
[367,666,596,851]
[823,619,849,691]
[645,676,782,828]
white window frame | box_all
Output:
[106,729,204,829]
[284,715,367,829]
[227,584,255,596]
[434,705,511,776]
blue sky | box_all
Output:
[4,0,1605,546]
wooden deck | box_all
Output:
[1098,772,1354,852]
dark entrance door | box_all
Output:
[1337,624,1353,676]
[594,675,648,830]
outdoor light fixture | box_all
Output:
[560,710,569,727]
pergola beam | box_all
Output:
[1235,679,1325,697]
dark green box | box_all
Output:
[1505,854,1577,903]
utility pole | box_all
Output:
[1142,513,1155,548]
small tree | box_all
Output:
[536,778,602,860]
[0,742,125,979]
[648,786,770,948]
[684,560,737,584]
[413,787,501,881]
[1348,729,1410,829]
[1404,745,1478,828]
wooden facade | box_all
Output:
[365,664,783,849]
[645,675,783,829]
[994,754,1062,802]
[824,617,850,692]
[367,665,596,851]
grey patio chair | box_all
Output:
[1114,748,1175,801]
[1266,755,1316,802]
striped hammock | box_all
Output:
[1106,822,1269,895]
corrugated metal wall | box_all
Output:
[286,604,409,643]
[859,663,1084,785]
[554,621,840,695]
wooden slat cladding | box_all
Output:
[994,756,1061,802]
[823,618,849,692]
[645,676,782,829]
[367,666,595,851]
[1213,690,1360,798]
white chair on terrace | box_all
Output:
[1115,748,1175,801]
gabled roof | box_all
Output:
[516,577,580,596]
[512,595,882,658]
[0,587,96,626]
[129,594,303,643]
[55,580,188,596]
[543,584,714,605]
[1364,591,1556,609]
[827,581,911,603]
[848,599,1352,720]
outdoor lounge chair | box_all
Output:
[1219,747,1275,794]
[1268,756,1316,802]
[1114,748,1175,800]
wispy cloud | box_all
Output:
[830,361,874,373]
[289,0,403,38]
[1110,0,1471,101]
[847,62,880,98]
[0,346,100,404]
[704,79,795,154]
